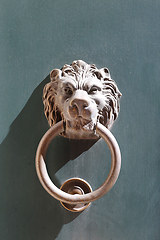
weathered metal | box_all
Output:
[60,178,92,212]
[43,60,121,139]
[35,121,121,209]
[36,61,122,212]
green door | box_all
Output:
[0,1,160,239]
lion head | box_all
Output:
[43,60,121,139]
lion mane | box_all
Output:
[43,60,121,135]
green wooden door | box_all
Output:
[0,1,160,239]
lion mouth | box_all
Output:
[66,117,96,131]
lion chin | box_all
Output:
[43,60,121,139]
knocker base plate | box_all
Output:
[60,178,92,212]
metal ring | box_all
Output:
[35,120,121,204]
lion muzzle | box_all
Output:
[62,90,98,139]
[68,90,97,121]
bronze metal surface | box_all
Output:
[35,61,121,211]
[43,60,121,139]
[60,178,92,212]
[35,120,121,205]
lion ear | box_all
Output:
[99,67,111,79]
[50,69,61,81]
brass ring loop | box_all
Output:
[35,120,121,204]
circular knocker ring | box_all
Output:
[35,120,121,212]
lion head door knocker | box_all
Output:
[36,60,122,212]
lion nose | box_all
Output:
[69,91,90,119]
[71,98,89,110]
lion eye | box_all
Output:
[88,86,101,95]
[63,86,73,95]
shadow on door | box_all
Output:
[0,76,96,239]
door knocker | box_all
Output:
[36,60,122,212]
